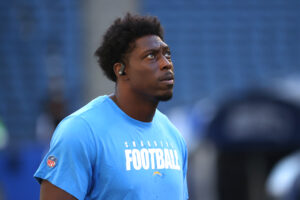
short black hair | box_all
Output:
[94,13,164,82]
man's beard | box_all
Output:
[156,92,173,102]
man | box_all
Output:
[34,13,189,200]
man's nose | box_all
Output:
[159,55,172,70]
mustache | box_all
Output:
[158,71,174,81]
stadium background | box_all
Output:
[0,0,300,199]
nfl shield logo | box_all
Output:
[47,155,57,168]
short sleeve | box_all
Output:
[34,116,97,200]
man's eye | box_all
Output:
[146,54,155,59]
[164,51,171,59]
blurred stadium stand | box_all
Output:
[0,0,82,142]
[142,0,300,112]
[0,145,44,199]
[142,1,300,200]
[0,1,82,199]
[0,0,299,199]
[205,90,300,200]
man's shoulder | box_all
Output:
[71,95,109,117]
[155,109,186,142]
[51,96,111,143]
[155,109,174,125]
[154,109,168,120]
[56,95,113,132]
[155,110,180,132]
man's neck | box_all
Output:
[110,91,158,122]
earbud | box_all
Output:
[118,64,126,75]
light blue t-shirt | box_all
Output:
[34,95,189,200]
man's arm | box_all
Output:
[40,180,77,200]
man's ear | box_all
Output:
[113,63,122,77]
[113,63,128,80]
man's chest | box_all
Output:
[91,134,184,199]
